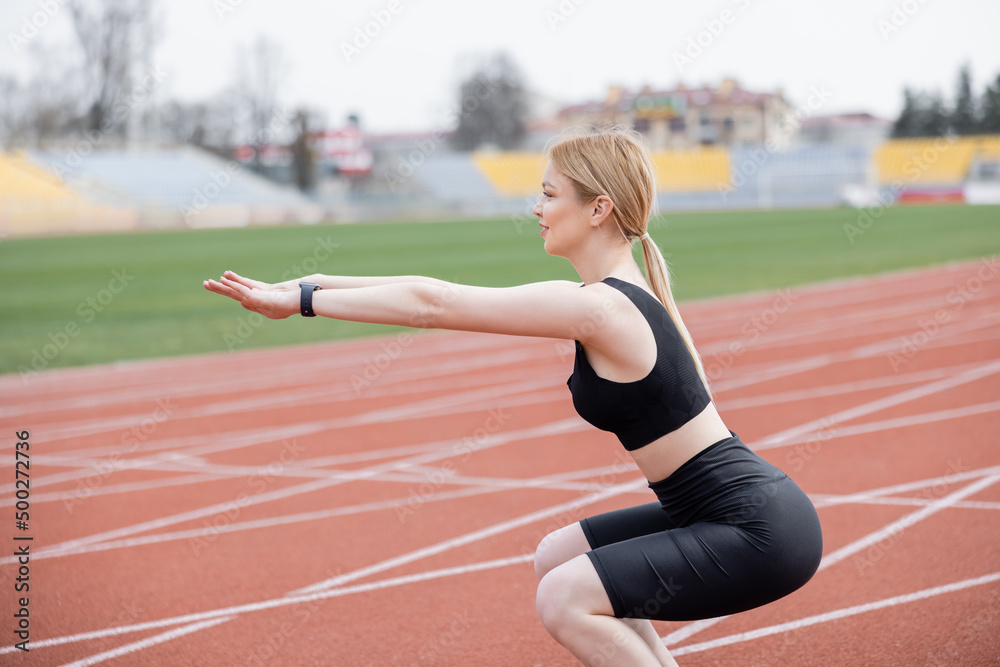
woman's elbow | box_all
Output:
[408,282,461,330]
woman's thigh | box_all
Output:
[535,502,674,580]
[587,479,822,622]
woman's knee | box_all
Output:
[533,522,591,581]
[535,556,613,636]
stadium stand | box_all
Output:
[24,146,323,232]
[0,151,135,236]
[416,152,498,203]
[650,147,730,192]
[472,151,547,197]
[874,136,1000,185]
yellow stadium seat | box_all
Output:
[472,147,732,196]
[650,148,730,192]
[0,152,134,235]
[472,152,547,197]
[874,135,1000,186]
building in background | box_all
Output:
[798,112,893,146]
[556,79,793,149]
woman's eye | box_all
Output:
[542,192,552,198]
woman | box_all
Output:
[203,126,823,666]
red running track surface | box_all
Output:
[1,257,998,666]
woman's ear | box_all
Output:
[590,195,614,228]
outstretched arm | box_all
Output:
[204,273,609,342]
[216,270,451,292]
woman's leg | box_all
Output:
[534,523,677,666]
[536,555,676,666]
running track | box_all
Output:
[1,258,998,666]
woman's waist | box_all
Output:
[646,431,788,519]
[630,404,734,483]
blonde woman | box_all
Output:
[204,127,823,666]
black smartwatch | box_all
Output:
[299,282,322,317]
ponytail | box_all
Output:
[639,234,711,395]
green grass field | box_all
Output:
[1,204,997,377]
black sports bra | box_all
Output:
[566,277,711,451]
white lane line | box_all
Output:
[56,616,236,667]
[0,418,589,565]
[11,364,990,508]
[0,554,535,656]
[34,371,565,442]
[711,315,1000,393]
[811,464,1000,508]
[811,496,1000,511]
[0,330,524,410]
[290,477,649,595]
[755,360,1000,449]
[671,571,1000,656]
[717,362,981,411]
[765,400,1000,448]
[818,475,1000,571]
[16,464,647,562]
[0,387,586,494]
[697,293,998,356]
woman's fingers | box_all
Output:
[219,276,253,298]
[224,270,268,290]
[203,279,243,301]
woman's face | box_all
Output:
[533,162,591,257]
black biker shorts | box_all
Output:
[580,432,823,621]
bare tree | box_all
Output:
[67,0,159,142]
[291,110,316,192]
[234,36,290,169]
[451,52,528,151]
[0,45,84,148]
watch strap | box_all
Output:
[299,282,322,317]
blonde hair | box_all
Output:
[546,125,710,393]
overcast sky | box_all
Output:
[2,0,999,134]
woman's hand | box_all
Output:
[215,270,299,292]
[203,272,299,319]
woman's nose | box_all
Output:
[532,199,543,218]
